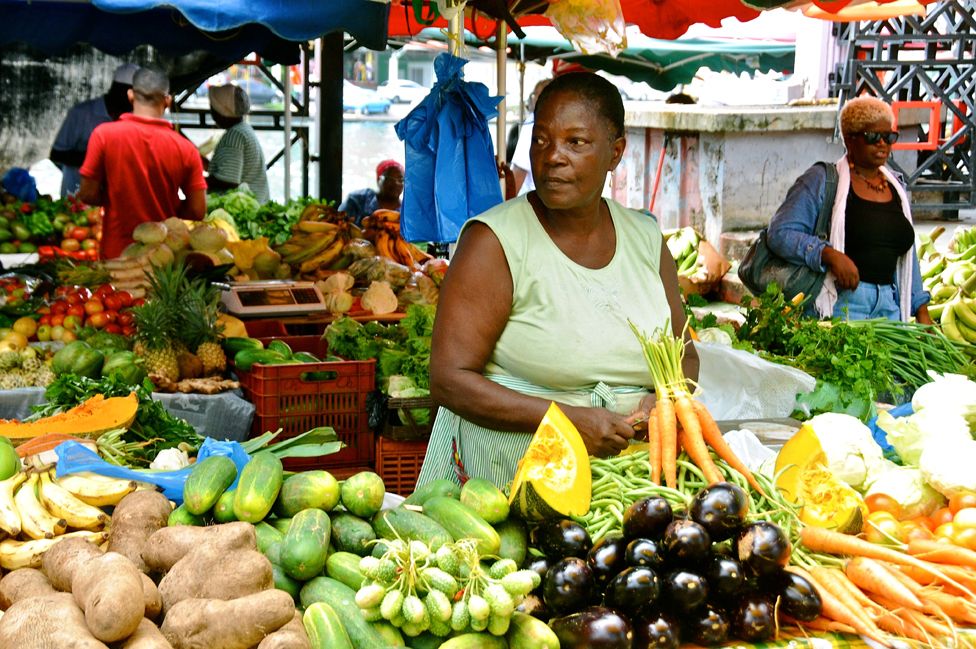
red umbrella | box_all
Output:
[619,0,761,41]
[387,0,548,40]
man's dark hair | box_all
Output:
[534,72,625,139]
[132,68,170,103]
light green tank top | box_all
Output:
[470,195,672,391]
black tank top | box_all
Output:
[844,187,915,285]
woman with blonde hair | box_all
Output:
[766,95,932,323]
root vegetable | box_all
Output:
[257,612,312,649]
[0,568,56,609]
[109,491,173,573]
[141,572,162,620]
[158,546,272,613]
[72,552,145,642]
[142,522,255,573]
[119,618,174,649]
[161,590,295,649]
[0,592,110,648]
[41,536,103,591]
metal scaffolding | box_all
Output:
[832,0,976,215]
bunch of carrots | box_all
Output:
[630,322,764,494]
[795,526,976,647]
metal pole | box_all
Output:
[319,33,344,204]
[283,65,292,202]
[496,24,507,162]
[448,6,463,57]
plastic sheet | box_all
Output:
[545,0,627,55]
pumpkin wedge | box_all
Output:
[0,393,138,442]
[509,402,591,521]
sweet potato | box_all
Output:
[72,552,145,642]
[40,536,104,591]
[0,592,110,648]
[108,491,173,573]
[141,572,162,620]
[158,546,272,613]
[161,590,295,649]
[119,618,174,649]
[142,522,256,573]
[0,568,56,609]
[257,611,311,649]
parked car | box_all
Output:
[377,79,429,104]
[343,81,391,115]
[235,79,283,106]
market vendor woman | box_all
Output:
[416,72,697,489]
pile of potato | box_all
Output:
[0,490,310,649]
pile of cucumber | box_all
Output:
[177,454,559,649]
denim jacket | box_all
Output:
[766,163,930,316]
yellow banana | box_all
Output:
[15,473,66,540]
[55,472,138,508]
[0,530,109,570]
[0,472,26,538]
[298,238,345,274]
[941,301,966,344]
[953,297,976,331]
[295,220,339,235]
[38,470,109,531]
[374,232,396,261]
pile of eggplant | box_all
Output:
[519,483,823,649]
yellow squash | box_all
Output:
[0,394,138,442]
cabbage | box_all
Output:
[912,372,976,415]
[920,439,976,498]
[877,408,971,467]
[865,462,945,518]
[804,412,885,490]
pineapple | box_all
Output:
[0,350,20,371]
[132,300,180,382]
[181,276,227,376]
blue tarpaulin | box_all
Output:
[0,0,391,62]
[395,53,504,244]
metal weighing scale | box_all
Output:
[219,280,329,317]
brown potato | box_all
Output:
[108,491,173,573]
[161,590,295,649]
[0,568,56,609]
[142,521,255,574]
[0,592,110,648]
[40,536,103,591]
[118,618,174,649]
[157,546,272,614]
[256,612,311,649]
[72,552,145,642]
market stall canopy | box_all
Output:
[0,0,391,63]
[801,0,934,20]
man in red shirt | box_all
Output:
[79,67,206,258]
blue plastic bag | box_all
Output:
[395,53,504,243]
[2,168,38,203]
[55,438,251,504]
[867,402,914,454]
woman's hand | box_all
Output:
[565,405,635,458]
[822,247,859,290]
[625,394,657,440]
[915,304,934,325]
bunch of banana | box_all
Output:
[362,210,432,268]
[950,225,976,253]
[664,227,702,277]
[0,468,133,569]
[273,220,354,274]
[922,229,976,335]
[940,296,976,345]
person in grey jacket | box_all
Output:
[766,96,931,323]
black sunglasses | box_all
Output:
[858,131,899,145]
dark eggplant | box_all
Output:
[731,595,776,642]
[534,519,593,561]
[543,557,595,614]
[689,482,749,541]
[587,534,629,587]
[705,555,745,598]
[735,522,791,576]
[603,567,660,616]
[633,611,680,649]
[773,570,822,622]
[662,570,708,612]
[685,604,730,646]
[515,593,551,620]
[625,538,664,570]
[661,519,711,565]
[550,606,633,649]
[622,497,673,540]
[526,555,552,589]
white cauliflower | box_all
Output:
[919,439,976,498]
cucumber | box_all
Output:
[439,633,507,649]
[274,470,340,517]
[371,620,405,646]
[422,497,501,555]
[233,451,284,523]
[372,507,453,551]
[267,339,294,357]
[213,488,237,523]
[330,512,376,556]
[406,633,443,649]
[183,455,238,515]
[507,611,559,649]
[254,521,284,553]
[270,517,293,534]
[223,337,263,355]
[264,540,282,565]
[272,562,302,602]
[325,551,367,590]
[494,518,528,566]
[340,471,386,518]
[280,508,331,581]
[403,478,461,506]
[459,478,510,524]
[300,577,388,649]
[303,602,354,649]
[167,504,206,526]
[291,351,321,363]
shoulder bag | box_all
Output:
[738,161,838,301]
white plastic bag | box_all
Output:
[694,341,815,420]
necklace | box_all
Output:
[851,165,888,193]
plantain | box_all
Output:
[282,231,339,265]
[298,238,345,274]
[295,220,339,235]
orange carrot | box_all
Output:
[647,408,661,485]
[871,594,958,647]
[898,563,976,598]
[882,562,976,624]
[797,567,887,645]
[814,566,883,618]
[873,608,938,646]
[656,394,677,488]
[674,394,723,484]
[799,526,976,599]
[907,538,976,569]
[781,615,856,636]
[692,400,765,495]
[845,557,924,611]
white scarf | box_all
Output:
[814,156,915,321]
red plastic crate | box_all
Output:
[376,436,429,496]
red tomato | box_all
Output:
[934,522,957,541]
[132,298,146,308]
[102,323,122,335]
[67,304,86,318]
[38,314,51,326]
[86,312,109,329]
[949,492,976,515]
[931,507,955,527]
[102,310,118,323]
[81,238,98,251]
[864,511,906,545]
[94,284,113,298]
[85,248,99,260]
[121,325,136,337]
[70,226,90,241]
[115,291,134,308]
[50,314,65,327]
[103,295,122,312]
[83,299,104,316]
[60,238,81,252]
[36,305,50,315]
[50,301,67,315]
[900,520,934,542]
[75,288,91,300]
[865,493,903,519]
[953,527,976,552]
[912,516,936,532]
[65,293,82,306]
[952,507,976,530]
[118,311,134,326]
